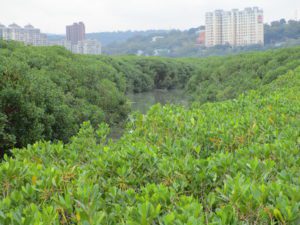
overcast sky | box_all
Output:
[1,0,300,34]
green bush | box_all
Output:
[0,66,299,224]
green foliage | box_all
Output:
[97,55,196,93]
[0,40,196,152]
[265,19,300,44]
[120,56,195,91]
[1,40,300,155]
[0,41,130,152]
[185,46,300,103]
[0,64,299,224]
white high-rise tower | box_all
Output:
[205,7,264,47]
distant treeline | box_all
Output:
[47,30,170,46]
[87,30,169,46]
[1,40,300,154]
[47,20,300,58]
[102,20,300,57]
[265,19,300,44]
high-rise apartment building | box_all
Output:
[0,23,48,46]
[64,22,101,55]
[66,22,85,44]
[205,10,222,46]
[205,7,264,47]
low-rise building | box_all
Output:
[48,39,101,55]
[78,39,102,55]
[197,30,206,45]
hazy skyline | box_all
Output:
[1,0,300,34]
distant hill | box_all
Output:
[46,19,300,57]
[86,30,169,45]
[102,20,300,57]
[102,28,201,57]
[46,34,64,41]
[47,30,169,46]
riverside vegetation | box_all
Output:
[0,41,299,224]
[0,41,196,153]
[1,41,300,152]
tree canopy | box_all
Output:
[1,40,300,155]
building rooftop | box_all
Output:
[24,24,35,29]
[9,23,21,29]
[208,7,263,14]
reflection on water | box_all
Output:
[127,89,190,114]
[110,89,190,139]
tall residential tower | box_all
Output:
[66,22,85,44]
[64,22,101,55]
[205,7,264,47]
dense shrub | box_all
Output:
[184,46,300,102]
[0,65,299,224]
[0,41,129,152]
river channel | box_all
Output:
[110,89,191,139]
[127,89,190,114]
